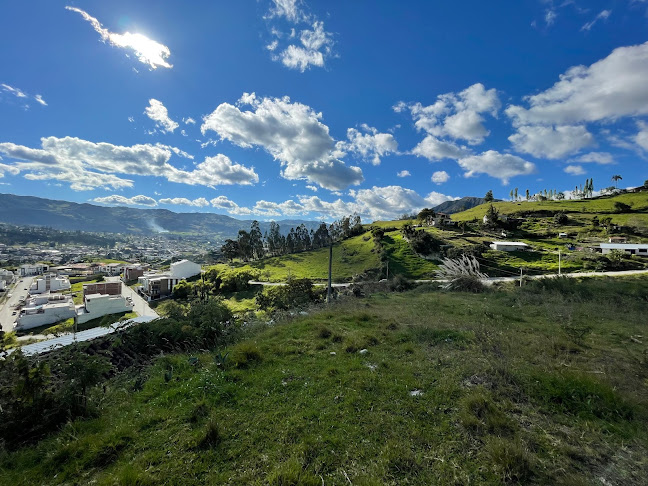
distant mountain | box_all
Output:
[0,194,322,240]
[433,197,493,214]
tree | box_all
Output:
[644,180,648,189]
[172,280,192,299]
[249,221,264,260]
[417,208,435,225]
[237,230,253,261]
[221,239,239,262]
[509,189,514,201]
[514,187,519,201]
[525,189,530,201]
[484,190,494,202]
[612,174,622,189]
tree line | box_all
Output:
[220,214,364,262]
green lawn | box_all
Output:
[213,233,381,282]
[2,276,647,484]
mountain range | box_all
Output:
[0,193,486,240]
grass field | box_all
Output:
[452,191,648,223]
[2,276,647,485]
[211,233,381,282]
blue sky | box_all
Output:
[1,0,647,222]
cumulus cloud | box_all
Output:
[201,93,362,190]
[581,10,611,31]
[412,135,469,161]
[34,95,47,106]
[458,150,536,184]
[265,0,335,72]
[397,170,411,178]
[0,162,20,178]
[636,121,648,151]
[277,21,334,72]
[159,197,210,207]
[336,124,398,165]
[145,99,178,133]
[66,6,172,69]
[571,152,615,164]
[508,125,594,159]
[564,165,586,175]
[506,42,648,127]
[210,195,252,215]
[398,83,500,145]
[431,171,450,184]
[93,194,158,206]
[0,137,257,190]
[183,117,196,125]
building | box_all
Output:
[19,263,49,277]
[432,213,455,227]
[138,259,201,301]
[123,264,149,282]
[0,280,5,291]
[100,262,126,276]
[170,260,202,279]
[490,241,530,252]
[83,281,122,298]
[0,268,14,286]
[29,274,71,294]
[608,236,628,244]
[16,295,76,330]
[76,293,134,324]
[600,243,648,256]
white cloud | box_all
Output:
[182,117,196,125]
[431,171,450,184]
[210,195,252,215]
[66,6,172,69]
[636,121,648,151]
[506,42,648,126]
[397,170,411,178]
[306,184,318,191]
[128,116,135,123]
[399,83,500,145]
[34,95,47,106]
[571,152,615,164]
[545,9,557,26]
[564,165,586,175]
[0,137,257,190]
[336,124,398,165]
[1,84,27,98]
[0,162,20,178]
[93,194,158,206]
[266,40,279,51]
[458,150,536,184]
[581,10,611,31]
[201,93,363,190]
[509,125,594,159]
[412,135,469,161]
[159,197,210,207]
[277,21,334,72]
[145,99,178,133]
[267,0,308,23]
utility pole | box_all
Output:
[326,240,333,304]
[519,267,523,287]
[386,260,389,280]
[558,249,562,276]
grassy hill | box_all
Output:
[2,276,647,485]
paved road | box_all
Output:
[248,280,352,288]
[0,276,35,333]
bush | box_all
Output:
[256,279,320,310]
[614,201,632,213]
[553,212,568,225]
[220,269,260,292]
[230,342,263,368]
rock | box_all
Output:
[359,349,368,354]
[410,389,423,397]
[330,351,336,355]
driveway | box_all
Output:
[0,276,35,333]
[120,281,159,318]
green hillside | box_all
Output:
[2,277,647,485]
[452,191,648,223]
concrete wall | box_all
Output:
[77,294,133,324]
[170,260,201,280]
[16,302,76,330]
[83,281,122,298]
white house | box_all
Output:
[490,241,530,252]
[0,268,14,285]
[19,263,49,277]
[0,280,5,291]
[29,274,71,295]
[600,243,648,256]
[16,295,76,330]
[137,260,201,301]
[170,260,201,279]
[76,293,134,324]
[100,263,126,276]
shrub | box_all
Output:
[553,212,568,225]
[198,416,222,449]
[230,342,263,368]
[435,256,487,292]
[256,279,319,311]
[219,269,260,292]
[614,201,631,213]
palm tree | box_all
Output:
[612,174,622,189]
